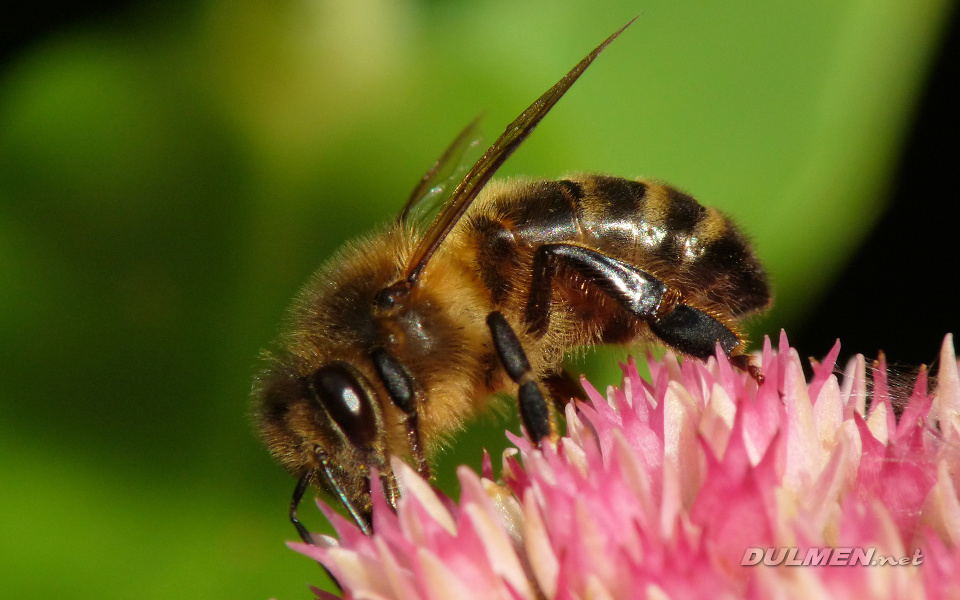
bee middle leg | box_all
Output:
[486,311,553,444]
[524,243,739,360]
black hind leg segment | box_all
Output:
[524,243,738,359]
[648,304,739,359]
[487,311,552,443]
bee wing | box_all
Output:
[398,116,485,227]
[402,17,637,285]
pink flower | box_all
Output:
[291,333,960,599]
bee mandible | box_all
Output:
[254,18,771,540]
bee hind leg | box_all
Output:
[524,243,739,360]
[486,311,554,445]
[647,302,765,381]
[647,304,739,359]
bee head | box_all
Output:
[255,356,391,520]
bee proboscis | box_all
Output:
[254,18,771,540]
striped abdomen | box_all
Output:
[463,175,770,338]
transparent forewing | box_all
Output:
[398,117,485,228]
[401,17,637,285]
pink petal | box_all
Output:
[522,491,558,600]
[393,458,456,536]
[922,460,960,547]
[935,334,960,444]
[783,348,821,493]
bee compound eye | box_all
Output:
[308,363,379,450]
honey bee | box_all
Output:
[254,19,770,540]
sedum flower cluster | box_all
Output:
[292,333,960,599]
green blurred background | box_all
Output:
[0,1,955,598]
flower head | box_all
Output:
[292,333,960,599]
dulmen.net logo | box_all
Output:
[742,548,924,567]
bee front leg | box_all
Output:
[289,470,345,592]
[371,348,430,479]
[525,243,740,360]
[486,311,554,445]
[289,470,316,544]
